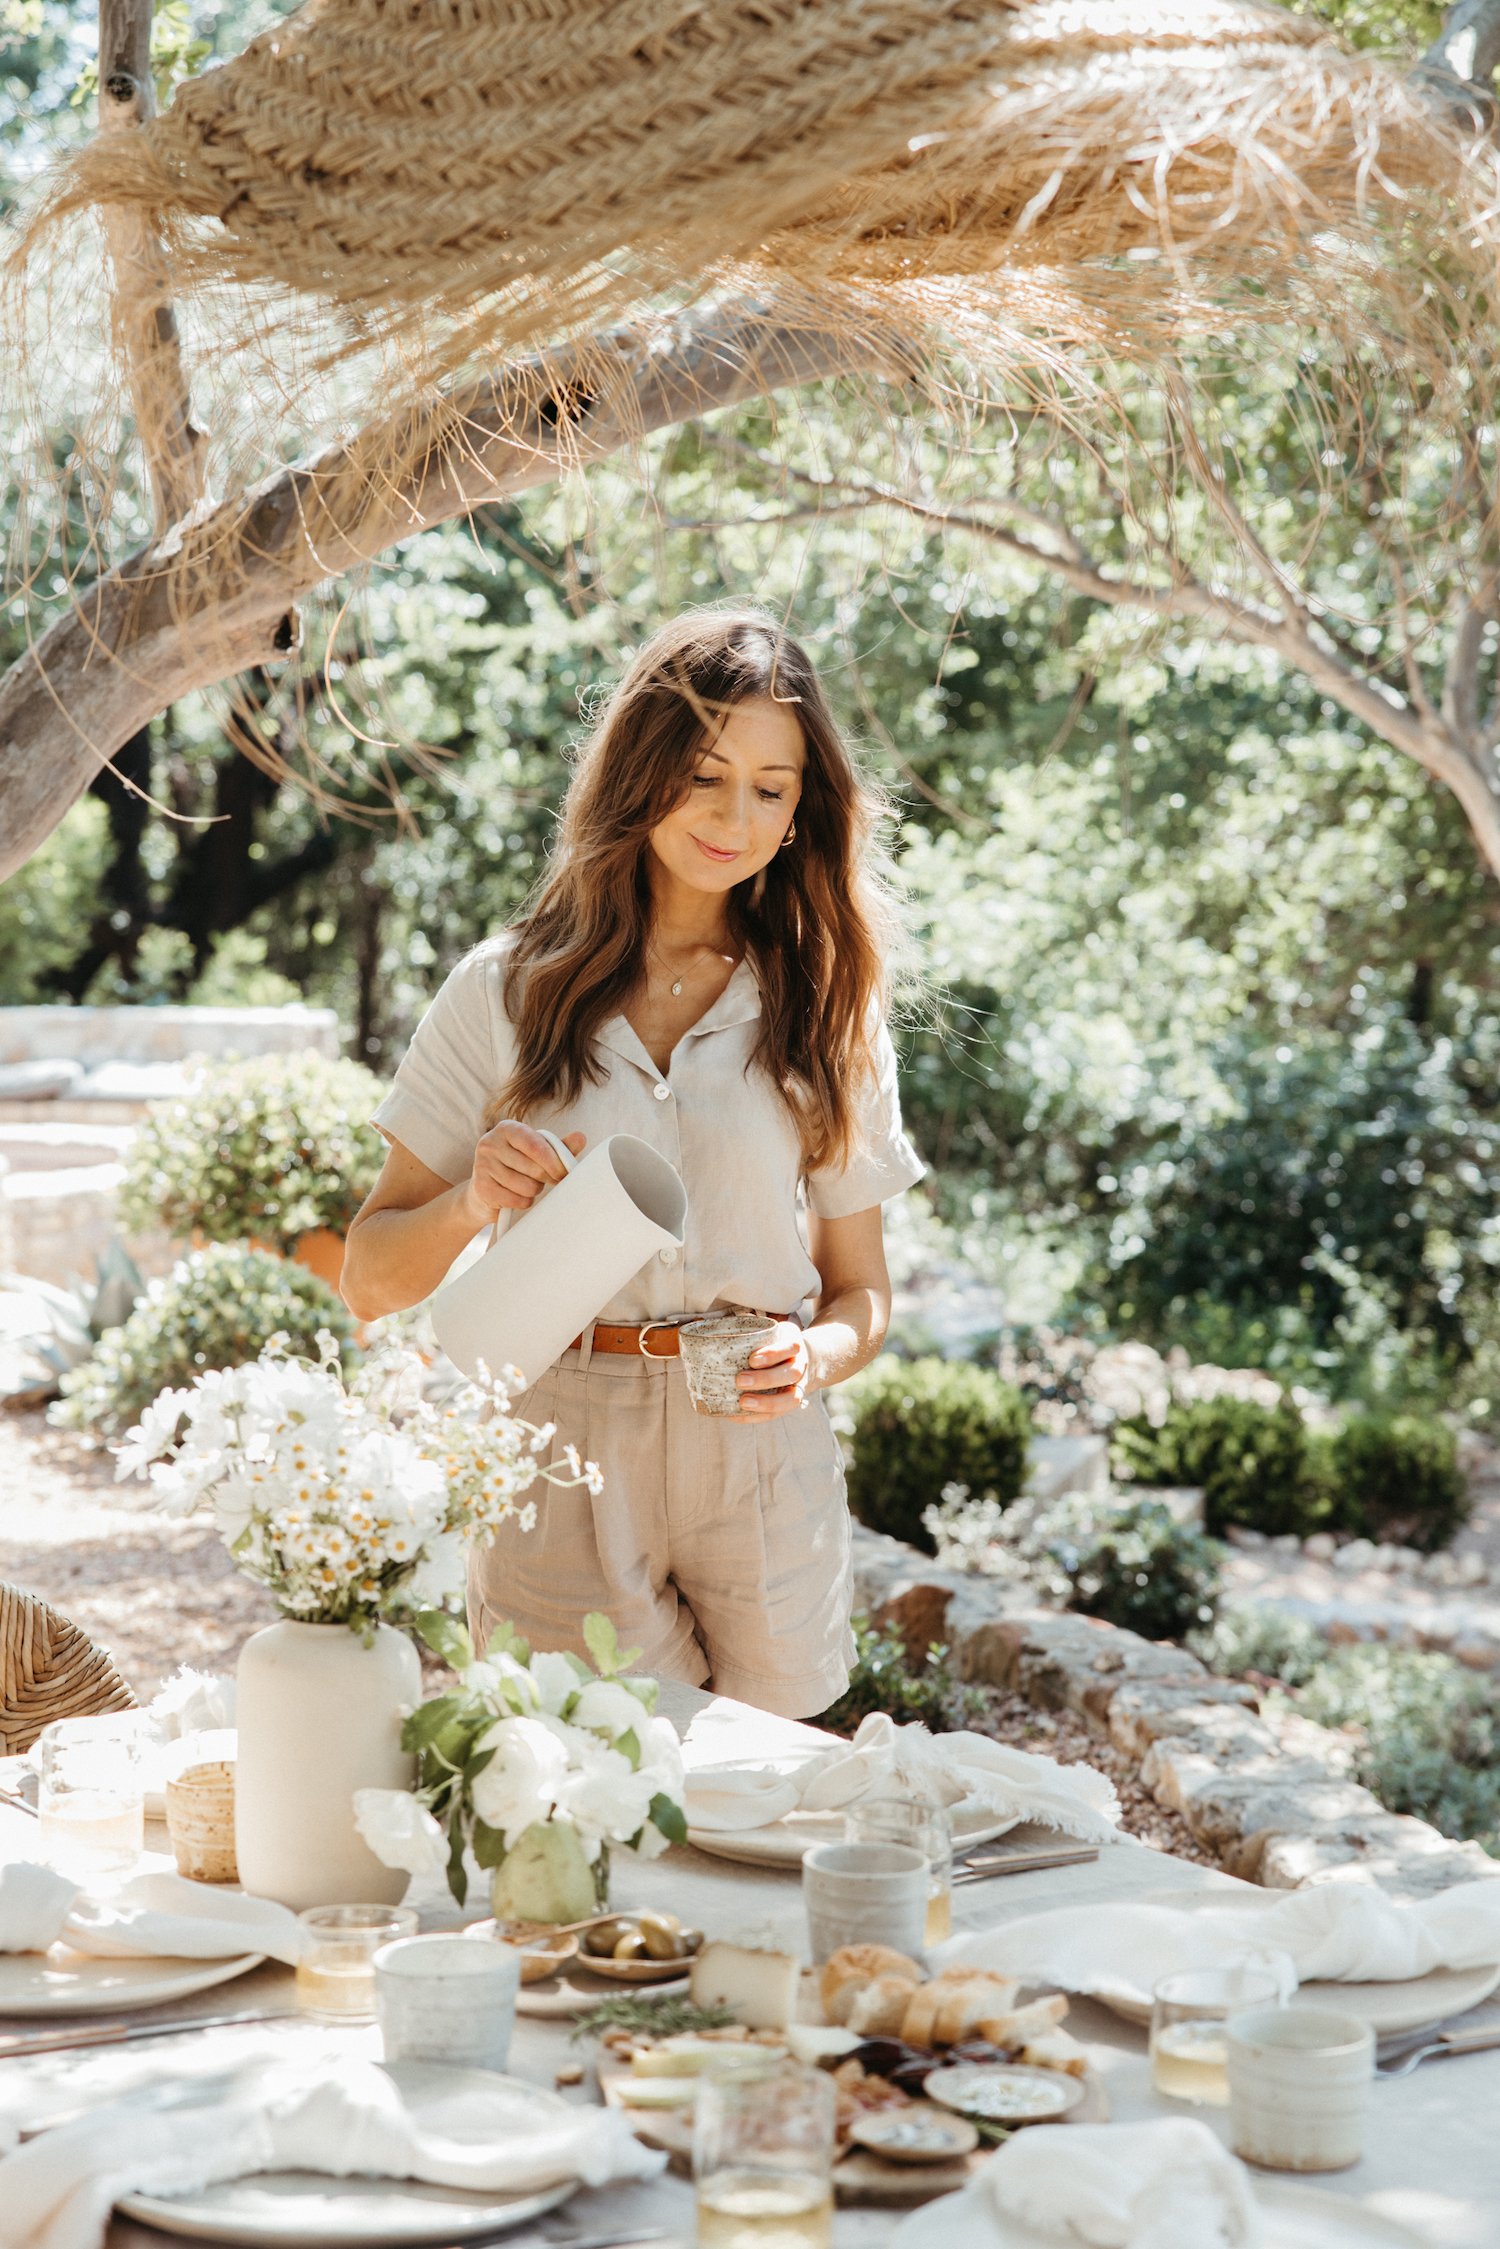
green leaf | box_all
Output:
[471,1818,509,1870]
[485,1619,531,1666]
[402,1696,465,1751]
[648,1791,688,1846]
[582,1612,620,1675]
[623,1677,658,1714]
[615,1727,641,1771]
[416,1609,473,1672]
[446,1818,469,1906]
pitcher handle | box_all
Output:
[489,1126,580,1246]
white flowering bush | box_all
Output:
[356,1611,687,1913]
[115,1334,601,1634]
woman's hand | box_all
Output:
[729,1320,814,1421]
[463,1120,586,1226]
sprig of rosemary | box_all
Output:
[569,1993,738,2043]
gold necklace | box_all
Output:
[649,939,728,999]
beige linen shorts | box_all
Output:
[468,1340,855,1720]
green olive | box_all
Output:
[637,1911,685,1960]
[583,1917,634,1957]
[613,1930,649,1962]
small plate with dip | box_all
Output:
[923,2063,1085,2126]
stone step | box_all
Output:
[0,1123,136,1172]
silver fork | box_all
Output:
[1376,2018,1500,2077]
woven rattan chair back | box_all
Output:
[0,1584,136,1756]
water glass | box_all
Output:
[375,1934,520,2070]
[1150,1966,1285,2105]
[801,1840,928,1966]
[694,2062,836,2249]
[1227,2004,1374,2172]
[36,1713,146,1881]
[295,1902,419,2020]
[844,1793,954,1946]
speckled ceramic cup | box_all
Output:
[678,1313,782,1416]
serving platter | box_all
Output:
[116,2066,579,2245]
[0,1946,262,2018]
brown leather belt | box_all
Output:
[571,1321,686,1359]
[567,1316,792,1359]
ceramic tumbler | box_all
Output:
[430,1129,687,1385]
[679,1312,782,1415]
[802,1840,929,1966]
[375,1933,521,2070]
[1226,2004,1373,2172]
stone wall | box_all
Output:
[852,1523,1499,1901]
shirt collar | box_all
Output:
[596,956,762,1065]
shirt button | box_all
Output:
[659,1247,678,1265]
[653,1082,671,1102]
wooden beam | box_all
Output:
[97,0,208,534]
[0,308,900,881]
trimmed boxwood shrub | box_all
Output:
[120,1051,386,1253]
[1313,1413,1468,1553]
[53,1243,356,1437]
[846,1355,1031,1554]
[1116,1395,1467,1550]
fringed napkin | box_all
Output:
[0,1863,304,1966]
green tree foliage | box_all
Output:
[845,1356,1032,1553]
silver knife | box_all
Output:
[0,2007,296,2061]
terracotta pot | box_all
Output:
[293,1228,346,1291]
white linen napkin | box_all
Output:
[937,1876,1500,2006]
[685,1711,1122,1845]
[0,1863,305,1966]
[988,2119,1261,2249]
[0,2054,665,2249]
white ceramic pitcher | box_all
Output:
[430,1130,688,1386]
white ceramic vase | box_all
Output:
[234,1619,420,1910]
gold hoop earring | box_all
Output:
[783,820,797,846]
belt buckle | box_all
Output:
[637,1320,679,1360]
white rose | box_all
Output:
[636,1713,686,1800]
[554,1730,655,1844]
[469,1716,570,1847]
[529,1649,583,1717]
[353,1789,446,1880]
[462,1652,539,1710]
[570,1679,652,1742]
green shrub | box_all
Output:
[845,1356,1031,1554]
[1190,1601,1326,1689]
[1296,1644,1500,1850]
[815,1617,987,1737]
[1049,1501,1223,1642]
[1116,1395,1467,1550]
[1317,1413,1468,1552]
[1113,1395,1323,1539]
[52,1244,356,1437]
[120,1051,386,1253]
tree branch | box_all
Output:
[97,0,208,534]
[0,306,905,882]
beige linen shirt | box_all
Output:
[372,933,925,1323]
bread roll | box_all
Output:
[844,1974,921,2037]
[1018,2027,1089,2078]
[900,1969,1018,2049]
[971,1992,1070,2045]
[819,1944,923,2021]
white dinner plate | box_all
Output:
[688,1803,1019,1870]
[116,2066,579,2245]
[0,1945,263,2017]
[1107,1958,1500,2041]
[895,2177,1430,2249]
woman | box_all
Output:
[341,607,923,1718]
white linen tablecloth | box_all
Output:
[5,1686,1498,2249]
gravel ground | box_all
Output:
[0,1405,1226,1863]
[967,1686,1228,1868]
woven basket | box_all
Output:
[164,1760,239,1883]
[0,1583,136,1756]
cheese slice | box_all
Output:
[615,2077,699,2109]
[785,2024,861,2066]
[631,2038,774,2079]
[689,1939,801,2030]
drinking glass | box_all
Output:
[36,1713,146,1881]
[844,1793,954,1946]
[295,1902,419,2020]
[694,2062,836,2249]
[1150,1965,1285,2105]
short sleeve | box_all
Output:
[805,1018,926,1220]
[370,942,515,1185]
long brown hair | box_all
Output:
[492,607,898,1173]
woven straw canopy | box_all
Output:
[25,0,1496,399]
[0,1584,136,1757]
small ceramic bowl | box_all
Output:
[848,2108,980,2163]
[923,2063,1084,2125]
